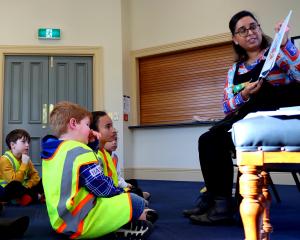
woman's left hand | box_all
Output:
[275,21,289,47]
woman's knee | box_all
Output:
[198,130,215,148]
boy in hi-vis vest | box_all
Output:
[41,101,153,239]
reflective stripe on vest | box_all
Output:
[98,149,118,187]
[112,153,118,169]
[4,152,17,171]
[0,151,28,187]
[56,147,96,236]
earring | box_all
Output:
[234,42,239,45]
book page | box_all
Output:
[259,10,292,79]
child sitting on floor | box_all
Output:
[0,129,44,206]
[104,135,151,202]
[90,111,157,223]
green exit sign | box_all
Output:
[38,28,61,40]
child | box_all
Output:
[0,129,44,206]
[90,112,150,198]
[41,101,153,239]
[90,111,157,223]
[104,135,151,202]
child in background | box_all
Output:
[104,135,151,202]
[90,111,157,223]
[0,129,44,206]
[41,101,153,239]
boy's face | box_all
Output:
[104,139,118,152]
[75,116,91,144]
[98,115,117,144]
[11,137,29,155]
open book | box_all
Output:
[259,10,292,79]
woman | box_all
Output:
[183,10,300,225]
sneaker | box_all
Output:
[0,216,30,238]
[145,209,159,224]
[115,220,153,240]
[183,192,214,217]
[17,194,33,206]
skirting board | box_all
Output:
[124,168,203,182]
[123,168,298,185]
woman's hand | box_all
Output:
[241,79,263,101]
[275,21,290,47]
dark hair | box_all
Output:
[90,111,107,131]
[229,10,270,62]
[6,129,31,149]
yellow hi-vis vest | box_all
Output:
[42,140,132,239]
[97,149,118,187]
[0,151,29,187]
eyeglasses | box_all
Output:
[234,23,260,37]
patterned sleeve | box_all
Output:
[276,39,300,81]
[222,64,248,114]
[79,163,124,197]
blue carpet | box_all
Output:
[1,180,299,240]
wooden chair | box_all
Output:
[231,115,300,240]
[234,164,300,203]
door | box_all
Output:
[49,56,93,110]
[3,55,93,165]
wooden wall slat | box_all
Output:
[138,43,234,125]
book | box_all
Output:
[259,10,292,79]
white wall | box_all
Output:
[125,0,300,183]
[0,0,127,163]
[129,0,300,50]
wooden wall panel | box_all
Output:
[139,43,234,125]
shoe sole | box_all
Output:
[146,210,158,224]
[116,220,153,240]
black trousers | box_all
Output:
[2,180,44,202]
[198,129,235,198]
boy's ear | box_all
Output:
[69,118,78,129]
[10,142,15,150]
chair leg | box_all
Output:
[291,171,300,192]
[267,173,281,203]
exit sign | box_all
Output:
[38,28,61,40]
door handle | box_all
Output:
[49,104,54,115]
[42,104,48,128]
